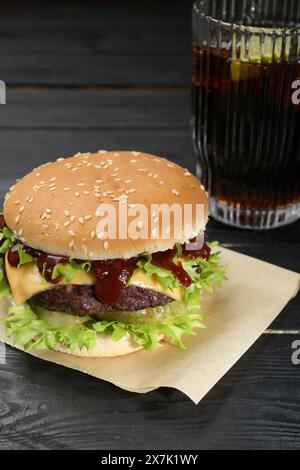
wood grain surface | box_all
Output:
[0,0,299,450]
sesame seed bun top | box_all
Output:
[3,151,208,260]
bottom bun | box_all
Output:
[55,333,143,358]
[55,333,165,358]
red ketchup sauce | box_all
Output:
[182,239,211,261]
[151,248,192,288]
[93,259,137,305]
[7,242,69,284]
[7,237,212,304]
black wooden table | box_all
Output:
[0,1,299,450]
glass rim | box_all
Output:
[193,3,300,36]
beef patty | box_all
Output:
[29,284,174,317]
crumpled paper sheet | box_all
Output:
[0,247,299,404]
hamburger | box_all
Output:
[0,151,225,357]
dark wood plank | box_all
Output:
[2,89,190,129]
[0,1,192,86]
[0,333,300,450]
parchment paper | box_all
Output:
[0,247,299,404]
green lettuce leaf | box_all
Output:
[17,245,36,266]
[51,260,92,283]
[136,242,226,301]
[0,227,15,254]
[0,257,10,299]
[137,255,180,290]
[4,301,206,352]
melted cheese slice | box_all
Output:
[5,255,183,306]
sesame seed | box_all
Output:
[77,183,85,187]
[96,179,103,184]
[84,215,92,221]
[130,159,137,164]
[90,231,96,239]
[14,200,20,205]
[69,241,75,249]
[132,151,141,157]
[125,179,132,184]
[113,153,120,157]
[102,192,107,197]
[184,171,192,177]
[35,172,41,176]
[65,210,70,217]
[98,150,107,154]
[28,197,34,203]
[70,215,76,223]
[159,181,164,185]
[114,167,120,171]
[42,224,49,230]
[57,157,64,162]
[104,241,109,251]
[114,178,122,182]
[95,193,101,198]
[128,188,136,193]
[63,187,70,192]
[15,216,20,224]
[75,192,80,197]
[55,223,59,231]
[172,189,180,196]
[64,221,70,227]
[148,173,153,177]
[83,191,90,196]
[45,208,52,214]
[137,168,147,172]
[68,229,75,237]
[167,163,175,168]
[19,206,25,213]
[45,214,52,220]
[18,229,23,237]
[79,218,85,225]
[49,177,56,182]
[86,162,92,167]
[97,232,105,240]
